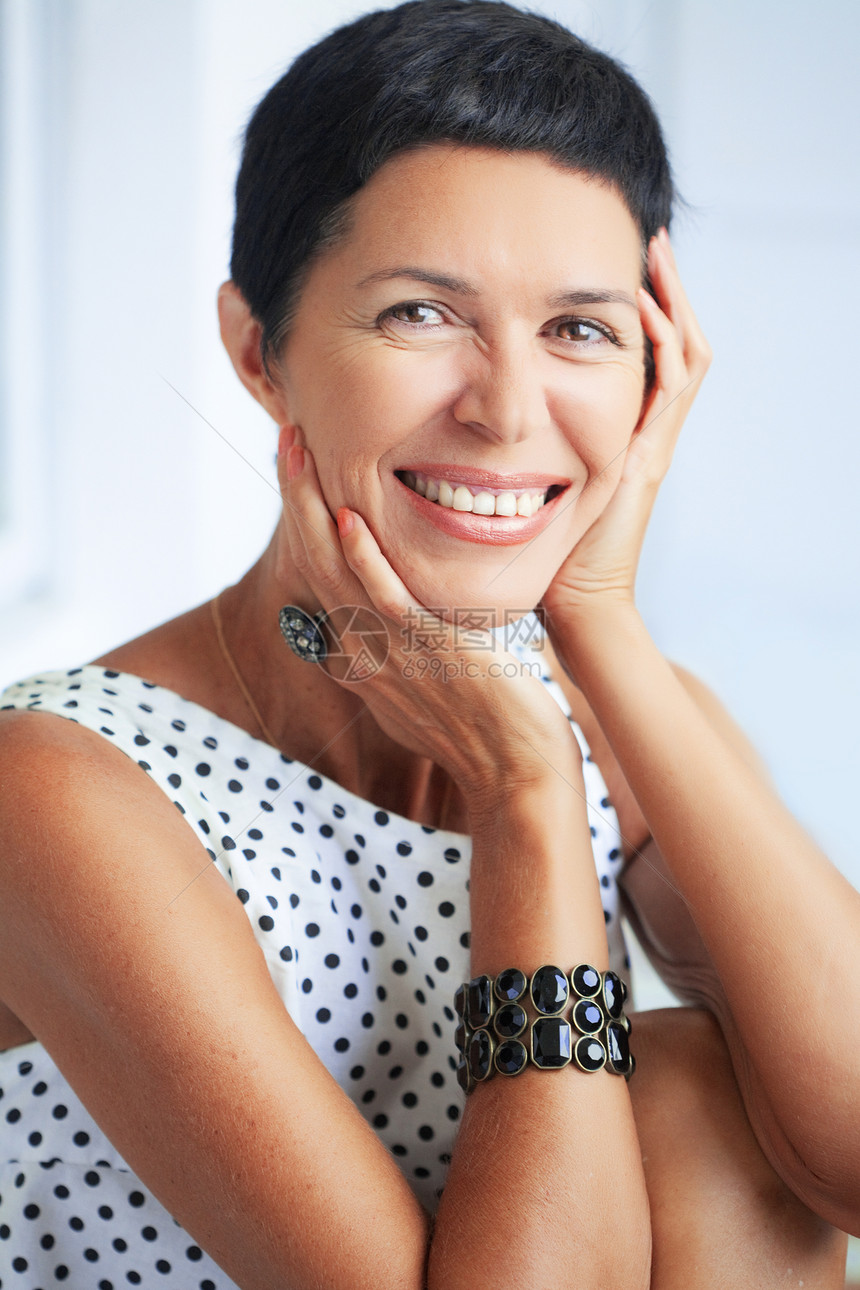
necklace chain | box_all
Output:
[209,591,457,830]
[210,592,280,749]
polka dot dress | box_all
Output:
[0,620,629,1286]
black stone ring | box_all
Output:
[278,605,328,663]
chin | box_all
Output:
[393,563,554,633]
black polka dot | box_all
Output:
[0,652,629,1227]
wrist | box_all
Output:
[544,598,647,688]
[466,775,611,973]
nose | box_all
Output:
[451,337,550,444]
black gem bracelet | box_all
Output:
[454,965,634,1094]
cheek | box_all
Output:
[554,365,645,475]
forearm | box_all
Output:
[553,601,860,1224]
[428,781,651,1290]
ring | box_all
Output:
[278,605,328,663]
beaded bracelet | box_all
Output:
[454,964,634,1093]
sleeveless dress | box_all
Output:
[0,622,629,1287]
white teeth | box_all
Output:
[403,471,552,517]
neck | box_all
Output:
[215,533,462,829]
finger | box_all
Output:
[648,233,686,355]
[337,508,437,626]
[653,231,712,377]
[635,289,698,459]
[276,430,365,608]
[639,287,688,400]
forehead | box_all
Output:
[331,145,643,293]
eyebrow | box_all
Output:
[356,267,637,310]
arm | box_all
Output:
[0,700,650,1287]
[0,711,429,1290]
[555,608,860,1233]
[539,228,860,1232]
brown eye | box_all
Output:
[384,302,445,327]
[555,319,608,344]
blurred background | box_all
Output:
[2,0,859,1268]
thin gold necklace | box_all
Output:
[210,592,280,748]
[210,591,458,830]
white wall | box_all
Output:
[2,0,858,896]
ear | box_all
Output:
[217,281,291,424]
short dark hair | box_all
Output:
[230,0,674,368]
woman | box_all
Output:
[0,1,857,1286]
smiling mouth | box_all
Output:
[395,470,567,517]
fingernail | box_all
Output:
[286,444,304,480]
[337,507,355,537]
[278,424,296,457]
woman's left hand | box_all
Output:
[540,229,711,629]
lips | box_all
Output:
[394,467,570,546]
[395,468,568,518]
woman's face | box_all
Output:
[278,145,647,616]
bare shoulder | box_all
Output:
[0,710,428,1287]
[0,704,247,952]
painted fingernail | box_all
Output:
[337,507,355,537]
[286,444,304,480]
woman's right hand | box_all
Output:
[277,428,583,812]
